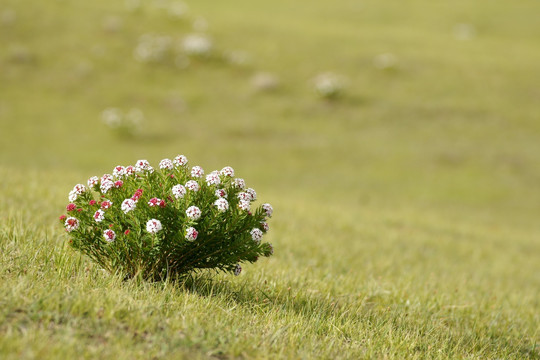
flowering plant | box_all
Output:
[59,155,274,280]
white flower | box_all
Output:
[237,192,251,201]
[101,174,113,183]
[314,72,345,99]
[185,227,198,241]
[101,200,113,209]
[135,159,151,172]
[72,184,86,195]
[191,166,204,178]
[93,209,105,223]
[186,206,201,220]
[125,166,136,176]
[205,171,220,186]
[220,166,234,177]
[146,219,162,234]
[250,228,263,244]
[87,176,99,187]
[182,34,212,56]
[262,203,273,217]
[113,165,126,178]
[121,199,136,214]
[172,184,186,199]
[173,154,188,167]
[100,180,114,194]
[233,178,245,189]
[260,222,270,232]
[214,198,229,212]
[238,200,250,211]
[68,190,78,202]
[159,158,174,170]
[234,264,242,276]
[215,189,227,198]
[64,217,79,232]
[246,188,257,201]
[185,180,200,192]
[103,229,116,242]
[101,108,122,127]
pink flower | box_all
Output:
[132,189,143,201]
[124,229,130,235]
[191,166,204,178]
[103,229,116,242]
[233,178,245,189]
[261,203,273,218]
[173,155,188,167]
[87,176,99,187]
[185,227,198,241]
[89,200,97,206]
[66,203,77,212]
[159,158,174,170]
[59,215,67,221]
[146,219,162,234]
[94,209,105,223]
[185,180,200,192]
[172,184,186,199]
[234,264,242,276]
[148,197,162,207]
[101,200,113,210]
[214,198,229,212]
[215,189,227,198]
[220,166,234,177]
[238,200,250,211]
[121,199,136,213]
[250,228,263,244]
[65,217,79,232]
[114,180,123,188]
[186,206,202,220]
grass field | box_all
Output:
[1,0,539,358]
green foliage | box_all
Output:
[60,158,273,280]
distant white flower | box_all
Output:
[146,219,162,234]
[100,180,114,194]
[173,154,188,167]
[262,203,273,217]
[134,34,172,63]
[237,192,251,201]
[186,206,202,220]
[185,227,198,241]
[238,200,250,211]
[65,217,79,232]
[159,158,174,170]
[215,189,227,198]
[373,53,398,70]
[113,165,126,178]
[87,176,99,188]
[251,72,279,91]
[121,199,136,213]
[101,108,122,127]
[233,178,245,189]
[314,72,345,99]
[172,184,186,199]
[168,1,188,18]
[246,188,257,201]
[185,180,200,192]
[250,228,263,244]
[234,264,242,276]
[135,159,152,172]
[205,171,220,186]
[93,209,105,223]
[220,166,234,177]
[191,166,204,178]
[103,229,116,242]
[453,23,476,41]
[182,33,212,56]
[214,198,229,212]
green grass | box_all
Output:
[1,0,539,358]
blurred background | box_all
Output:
[1,0,539,281]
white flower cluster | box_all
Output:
[214,198,229,212]
[186,206,202,220]
[181,33,213,56]
[146,219,162,234]
[313,72,345,99]
[68,184,86,202]
[101,108,144,133]
[121,199,136,214]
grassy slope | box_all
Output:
[0,0,539,358]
